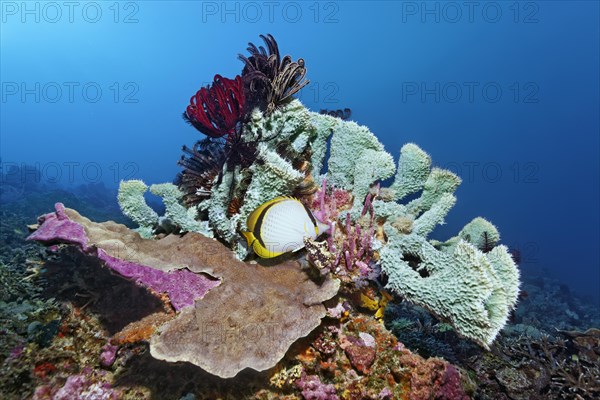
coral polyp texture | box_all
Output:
[377,144,520,348]
[25,33,521,394]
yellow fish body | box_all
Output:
[242,197,328,258]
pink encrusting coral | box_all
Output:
[295,372,339,400]
[33,368,119,400]
[27,203,220,311]
[437,364,470,400]
[27,201,87,248]
[99,343,119,368]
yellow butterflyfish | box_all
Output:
[242,197,329,258]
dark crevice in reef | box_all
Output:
[114,348,271,400]
[404,253,430,278]
[41,247,164,335]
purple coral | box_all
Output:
[331,187,377,277]
[33,369,119,400]
[53,372,118,400]
[95,250,218,311]
[295,372,339,400]
[436,365,470,400]
[99,343,119,368]
[28,203,220,311]
[378,388,393,399]
[27,202,87,247]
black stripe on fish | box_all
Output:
[302,202,318,230]
[253,201,279,249]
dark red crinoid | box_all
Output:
[183,75,246,142]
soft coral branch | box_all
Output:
[334,187,378,275]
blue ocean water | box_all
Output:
[1,1,598,304]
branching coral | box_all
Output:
[490,330,600,399]
[311,187,378,287]
[118,180,213,238]
[338,190,377,274]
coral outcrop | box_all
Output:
[24,34,523,396]
[28,203,339,378]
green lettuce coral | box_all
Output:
[310,112,396,207]
[376,144,519,347]
[290,114,519,346]
[118,180,213,238]
[117,180,159,238]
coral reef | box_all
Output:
[11,33,597,400]
[3,196,597,399]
